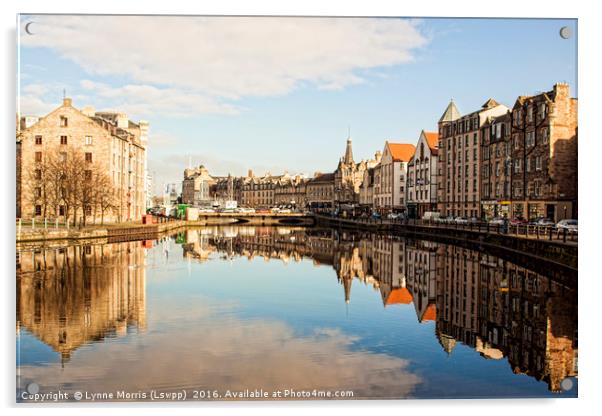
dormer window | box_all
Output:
[60,116,68,127]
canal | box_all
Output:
[16,226,578,401]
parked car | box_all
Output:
[198,208,215,213]
[510,217,528,226]
[454,217,468,225]
[556,219,578,233]
[387,213,400,220]
[534,218,555,227]
[371,212,381,219]
[279,208,292,214]
[489,217,505,226]
[467,217,480,224]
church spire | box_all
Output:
[343,129,354,165]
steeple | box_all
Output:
[343,131,354,165]
[439,99,461,123]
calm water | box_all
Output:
[16,226,578,401]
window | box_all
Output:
[35,135,42,145]
[85,152,93,163]
[514,159,522,173]
[526,157,531,172]
[34,187,41,197]
[60,135,68,145]
[527,106,533,122]
[539,103,547,119]
[85,135,93,145]
[85,170,92,180]
[34,169,41,180]
[34,205,42,216]
[534,181,541,197]
[60,116,68,127]
[541,128,549,144]
[59,152,67,162]
[526,131,535,147]
[535,156,543,171]
[59,205,65,216]
[84,205,92,216]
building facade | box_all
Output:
[508,83,578,221]
[437,98,508,218]
[16,98,148,223]
[306,173,335,211]
[182,165,216,207]
[480,112,513,219]
[406,130,439,219]
[373,142,415,214]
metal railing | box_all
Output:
[315,214,577,243]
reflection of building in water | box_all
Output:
[369,235,407,307]
[16,241,147,363]
[435,245,577,392]
[405,240,437,322]
[174,225,577,393]
[435,244,480,349]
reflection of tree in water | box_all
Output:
[181,226,577,391]
[17,241,147,364]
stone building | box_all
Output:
[182,165,216,207]
[406,130,439,219]
[373,142,415,214]
[333,137,372,206]
[437,98,508,218]
[359,167,375,208]
[480,112,513,219]
[508,83,578,221]
[273,174,309,208]
[306,173,335,211]
[16,98,148,223]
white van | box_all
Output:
[422,212,441,221]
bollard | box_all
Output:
[563,228,567,243]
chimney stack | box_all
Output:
[63,97,72,107]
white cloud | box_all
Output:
[21,15,428,115]
[79,80,240,117]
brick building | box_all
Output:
[480,111,513,219]
[437,99,508,218]
[508,83,577,221]
[16,98,148,223]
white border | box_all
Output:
[2,0,600,415]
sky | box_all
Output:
[17,15,577,194]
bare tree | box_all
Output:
[93,168,117,225]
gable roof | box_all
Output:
[385,287,413,305]
[481,98,500,109]
[439,100,461,123]
[386,142,416,162]
[422,131,439,152]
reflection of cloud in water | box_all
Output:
[20,316,421,399]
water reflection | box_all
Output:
[16,226,577,400]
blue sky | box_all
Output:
[18,16,577,194]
